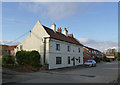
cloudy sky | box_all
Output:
[1,1,118,52]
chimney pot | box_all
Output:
[57,27,62,33]
[63,28,68,36]
[57,28,60,32]
[51,24,56,32]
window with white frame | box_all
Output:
[56,44,60,51]
[56,57,62,64]
[78,57,80,63]
[78,48,81,53]
[68,56,70,64]
[67,46,70,52]
[20,45,23,50]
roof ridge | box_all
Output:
[42,25,83,46]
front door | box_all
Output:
[71,57,75,66]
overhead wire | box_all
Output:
[9,30,31,44]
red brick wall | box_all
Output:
[83,47,92,63]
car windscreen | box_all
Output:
[86,61,92,63]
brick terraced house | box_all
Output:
[83,46,104,63]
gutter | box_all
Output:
[43,37,49,65]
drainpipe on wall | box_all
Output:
[43,37,46,65]
[43,37,50,70]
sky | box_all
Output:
[1,2,118,52]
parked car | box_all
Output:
[84,60,96,67]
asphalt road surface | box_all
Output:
[16,61,119,83]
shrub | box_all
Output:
[29,51,40,67]
[117,56,120,61]
[23,51,31,65]
[102,56,111,62]
[106,58,111,62]
[2,54,15,65]
[117,52,120,61]
[102,56,107,61]
[16,50,27,65]
[93,57,101,63]
[16,50,40,67]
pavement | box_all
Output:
[2,61,119,83]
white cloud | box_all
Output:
[0,40,20,45]
[19,3,80,20]
[79,38,118,52]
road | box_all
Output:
[3,61,119,83]
[0,66,2,84]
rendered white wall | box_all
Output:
[48,38,83,69]
[14,20,50,65]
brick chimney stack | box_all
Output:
[57,27,62,33]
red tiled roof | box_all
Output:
[43,25,83,46]
[106,54,115,58]
[8,45,17,50]
[68,34,73,38]
[106,54,114,56]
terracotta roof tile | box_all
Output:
[8,45,17,50]
[68,34,73,38]
[43,25,83,46]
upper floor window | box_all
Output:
[20,45,23,50]
[78,48,81,53]
[67,46,70,52]
[56,44,60,51]
[92,51,94,53]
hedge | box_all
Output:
[2,54,15,65]
[102,56,111,62]
[93,57,101,63]
[16,50,40,67]
[29,51,40,67]
[16,50,29,65]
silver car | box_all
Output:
[84,60,96,67]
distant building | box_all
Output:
[83,46,104,63]
[106,48,116,54]
[8,45,17,55]
[0,45,8,57]
[106,54,115,59]
[0,45,17,57]
[83,46,92,63]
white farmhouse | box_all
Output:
[14,20,84,69]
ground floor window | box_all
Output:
[79,57,80,63]
[20,45,23,50]
[56,57,62,64]
[68,56,70,64]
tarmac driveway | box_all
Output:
[3,61,119,83]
